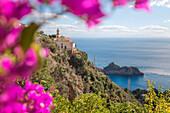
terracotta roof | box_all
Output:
[65,37,73,42]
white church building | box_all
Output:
[55,29,77,52]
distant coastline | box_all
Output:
[73,38,170,90]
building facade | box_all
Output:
[55,29,76,51]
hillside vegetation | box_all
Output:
[30,34,170,112]
[32,35,140,104]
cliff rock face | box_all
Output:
[103,62,144,76]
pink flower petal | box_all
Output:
[0,58,13,72]
[62,0,105,27]
[135,0,151,12]
[0,0,31,21]
[40,48,50,58]
[113,0,128,7]
[24,48,38,66]
[50,88,55,91]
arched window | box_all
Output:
[65,46,67,49]
[61,43,63,48]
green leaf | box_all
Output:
[41,80,47,84]
[20,22,39,52]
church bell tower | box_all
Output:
[56,29,60,39]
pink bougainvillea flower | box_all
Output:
[61,0,105,27]
[12,46,50,78]
[24,80,53,113]
[0,102,26,113]
[25,80,44,93]
[13,48,38,77]
[13,45,24,60]
[5,27,22,46]
[0,58,14,84]
[0,24,22,53]
[0,84,26,112]
[51,106,56,109]
[0,0,31,21]
[0,47,38,80]
[0,85,24,105]
[40,48,50,58]
[135,0,150,12]
[0,81,53,112]
[38,0,58,5]
[113,0,129,7]
[0,57,13,73]
[50,88,55,92]
[86,18,101,28]
[24,48,38,66]
[25,80,35,91]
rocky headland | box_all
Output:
[100,62,144,76]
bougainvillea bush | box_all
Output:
[0,0,151,112]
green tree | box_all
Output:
[144,80,170,113]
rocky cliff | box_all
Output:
[102,62,144,76]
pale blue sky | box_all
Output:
[21,0,170,38]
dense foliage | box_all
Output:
[49,79,170,113]
[34,35,170,112]
[51,91,143,113]
[144,80,170,112]
[34,35,140,104]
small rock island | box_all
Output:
[101,62,144,76]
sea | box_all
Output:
[72,38,170,91]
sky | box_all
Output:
[21,0,170,38]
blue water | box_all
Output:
[72,38,170,91]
